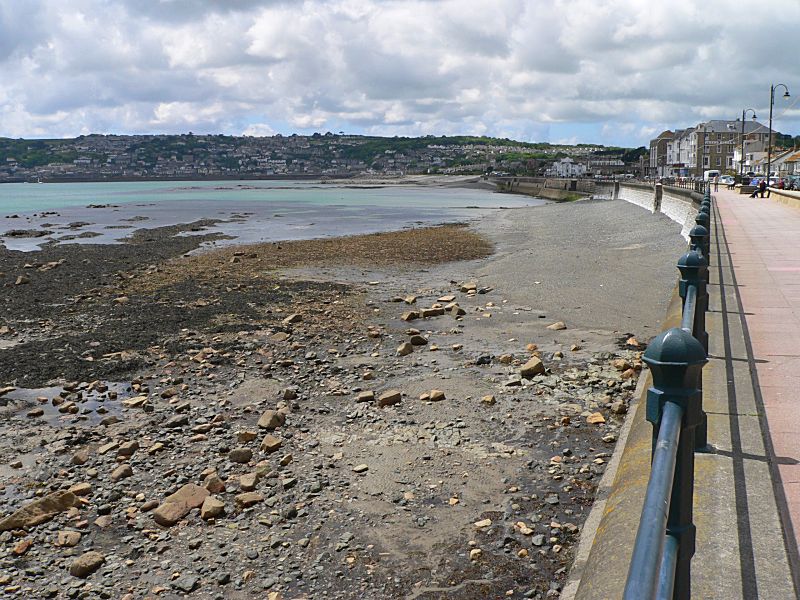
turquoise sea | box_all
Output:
[0,179,545,251]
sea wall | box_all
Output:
[493,176,593,201]
[592,182,700,241]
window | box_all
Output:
[716,157,722,166]
[703,156,710,167]
[727,157,733,167]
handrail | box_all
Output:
[623,185,712,599]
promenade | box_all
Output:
[572,186,800,599]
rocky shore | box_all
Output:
[0,198,687,599]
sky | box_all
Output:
[1,0,799,147]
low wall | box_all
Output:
[769,188,800,210]
[492,176,593,201]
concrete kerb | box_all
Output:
[563,290,685,600]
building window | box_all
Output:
[727,156,733,167]
[703,156,710,167]
[716,157,722,166]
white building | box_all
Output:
[548,157,587,177]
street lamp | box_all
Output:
[739,108,757,179]
[766,83,790,187]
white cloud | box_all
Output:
[0,0,797,146]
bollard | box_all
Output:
[689,224,710,259]
[625,328,706,599]
[678,251,709,451]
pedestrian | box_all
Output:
[759,178,767,198]
[713,175,719,192]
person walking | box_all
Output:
[713,175,719,192]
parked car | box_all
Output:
[719,175,735,187]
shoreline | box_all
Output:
[0,199,687,598]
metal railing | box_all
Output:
[623,186,712,599]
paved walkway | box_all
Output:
[705,187,800,597]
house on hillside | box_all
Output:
[547,157,587,178]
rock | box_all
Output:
[445,303,466,317]
[164,414,189,428]
[117,441,139,457]
[469,548,482,560]
[396,342,414,356]
[409,335,428,346]
[69,551,105,578]
[239,472,260,491]
[498,354,513,364]
[228,447,253,464]
[352,464,369,474]
[68,482,92,496]
[260,435,283,453]
[121,395,148,408]
[612,358,631,371]
[13,538,32,555]
[401,311,420,322]
[404,295,417,305]
[587,412,606,424]
[0,491,78,531]
[257,410,285,430]
[546,321,567,330]
[377,390,402,407]
[421,307,445,318]
[172,575,199,593]
[111,464,133,482]
[532,534,546,546]
[15,275,30,285]
[460,282,477,293]
[152,484,209,527]
[520,357,545,378]
[237,430,258,442]
[428,390,446,402]
[204,474,226,494]
[56,530,81,547]
[474,518,492,528]
[438,294,456,302]
[481,395,496,405]
[282,313,302,325]
[610,401,628,415]
[97,441,118,455]
[282,387,298,400]
[356,390,375,403]
[26,407,44,418]
[235,492,264,509]
[200,496,225,520]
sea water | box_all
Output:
[0,179,546,251]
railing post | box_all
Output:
[649,329,706,600]
[677,250,709,451]
[688,224,709,260]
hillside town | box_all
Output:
[0,133,643,183]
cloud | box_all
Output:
[0,0,797,146]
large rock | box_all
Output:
[152,484,209,527]
[257,410,285,430]
[520,357,546,378]
[200,496,225,520]
[69,551,105,578]
[377,390,402,407]
[0,491,78,531]
[260,435,282,453]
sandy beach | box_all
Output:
[0,197,686,599]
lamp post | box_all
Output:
[766,83,790,187]
[739,108,758,180]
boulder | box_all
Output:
[152,484,209,527]
[0,491,78,531]
[377,390,402,407]
[257,410,285,430]
[69,551,105,578]
[200,496,225,520]
[520,357,546,378]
